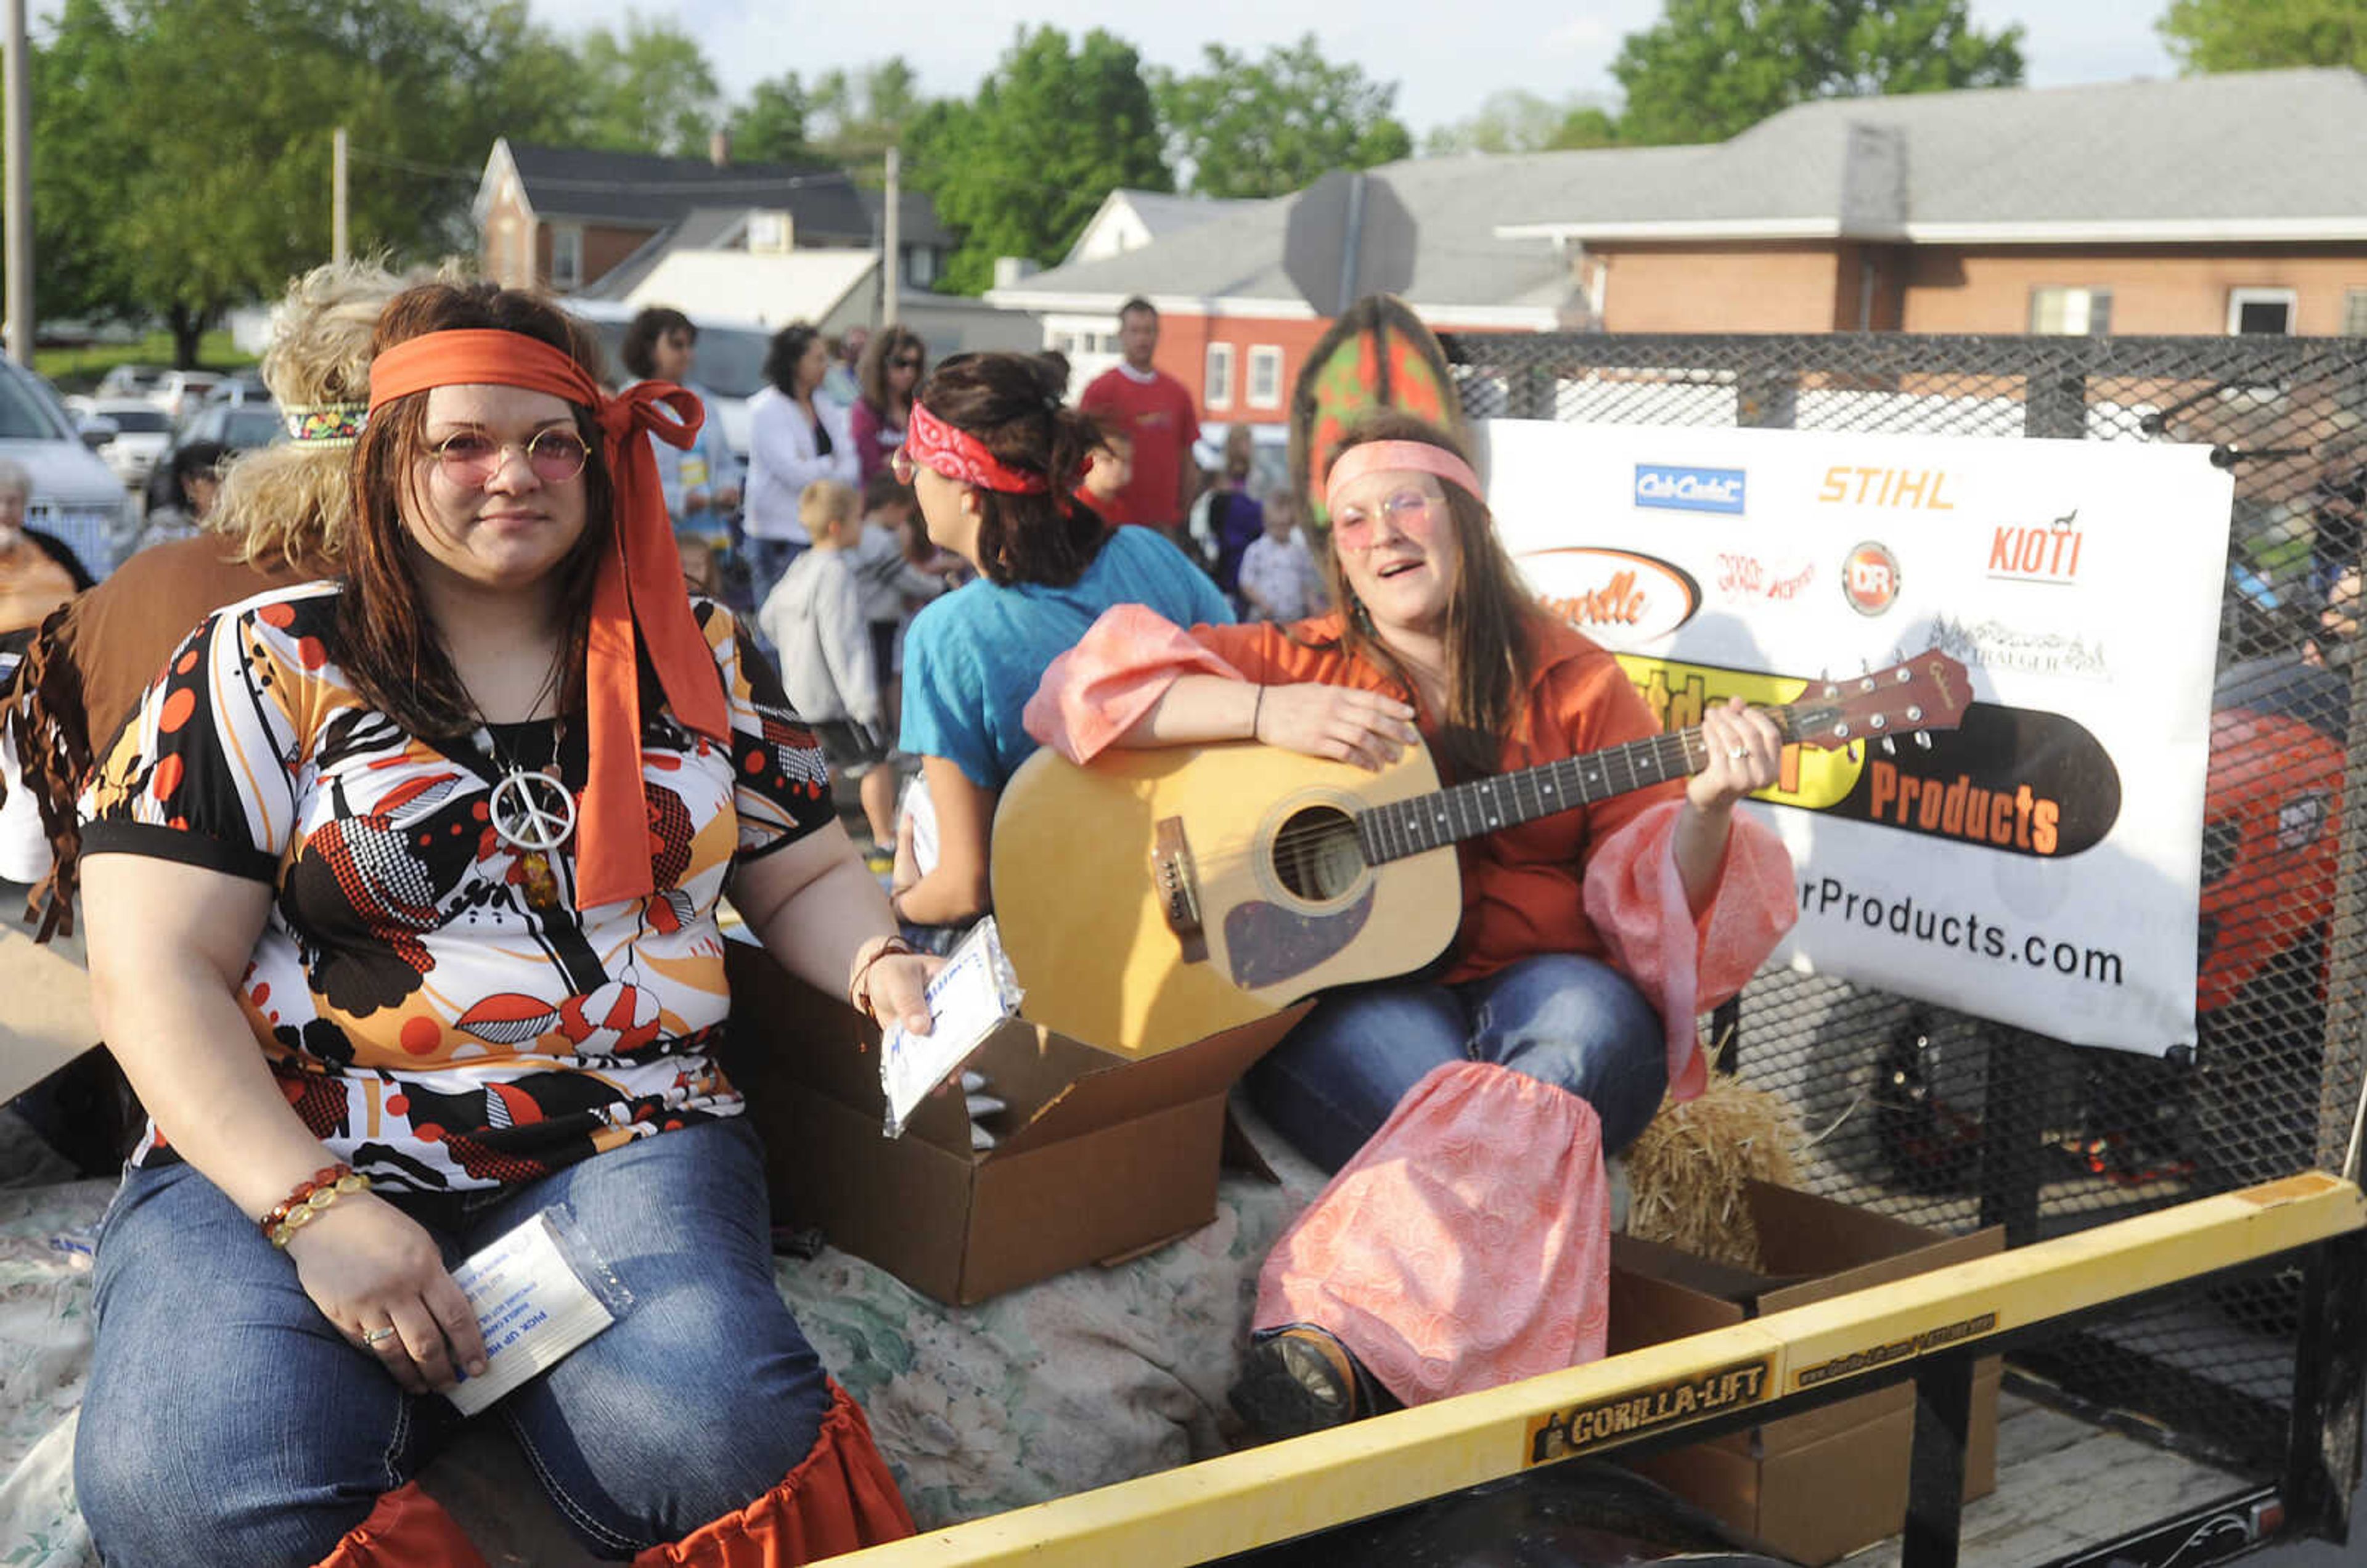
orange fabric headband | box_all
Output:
[369,329,727,913]
[1323,440,1482,513]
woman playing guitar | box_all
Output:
[1026,412,1799,1438]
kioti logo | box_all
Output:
[1522,548,1702,642]
[1989,510,2083,586]
[1842,542,1902,616]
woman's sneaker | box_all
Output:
[1228,1324,1394,1440]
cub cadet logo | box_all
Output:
[1634,464,1746,515]
[1989,510,2084,586]
[1842,542,1902,616]
[1523,548,1701,642]
[1817,465,1957,509]
[1526,1358,1771,1465]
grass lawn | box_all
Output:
[35,331,255,394]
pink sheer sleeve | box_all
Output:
[1582,801,1797,1103]
[1022,604,1247,764]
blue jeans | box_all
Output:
[75,1118,835,1566]
[1246,953,1668,1174]
[743,536,807,623]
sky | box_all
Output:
[525,0,2182,141]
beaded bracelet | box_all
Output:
[261,1163,372,1249]
[848,935,918,1023]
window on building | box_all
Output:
[2342,290,2367,337]
[549,224,583,292]
[1247,346,1284,409]
[2227,287,2297,335]
[906,246,937,289]
[2029,287,2112,336]
[1206,343,1235,409]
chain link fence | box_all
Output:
[1439,329,2367,1474]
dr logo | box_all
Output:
[1842,542,1902,616]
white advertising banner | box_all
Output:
[1479,420,2235,1055]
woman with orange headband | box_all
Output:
[1026,411,1799,1439]
[69,283,926,1566]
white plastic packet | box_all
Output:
[880,915,1023,1139]
[442,1205,632,1416]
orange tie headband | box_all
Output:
[368,328,728,913]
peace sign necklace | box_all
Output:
[467,657,573,911]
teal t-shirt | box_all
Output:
[900,526,1235,790]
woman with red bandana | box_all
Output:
[1026,411,1798,1440]
[70,282,928,1566]
[886,352,1230,944]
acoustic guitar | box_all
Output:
[991,651,1972,1059]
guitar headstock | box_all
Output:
[1783,650,1972,753]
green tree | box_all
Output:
[808,57,931,179]
[1152,35,1413,198]
[28,0,581,365]
[1425,90,1621,155]
[2158,0,2367,71]
[575,12,723,155]
[1611,0,2024,146]
[904,28,1170,295]
[730,72,816,163]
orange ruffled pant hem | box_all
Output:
[315,1383,914,1567]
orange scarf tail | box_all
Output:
[635,1384,916,1567]
[312,1482,492,1568]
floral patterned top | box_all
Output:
[79,582,833,1193]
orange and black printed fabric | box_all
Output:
[79,582,833,1193]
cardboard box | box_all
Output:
[719,942,1302,1305]
[1609,1180,2005,1566]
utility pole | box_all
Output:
[331,126,348,267]
[4,0,30,365]
[881,146,899,329]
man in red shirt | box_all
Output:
[1079,297,1201,540]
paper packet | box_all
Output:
[443,1204,634,1417]
[881,915,1023,1139]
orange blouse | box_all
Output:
[1193,613,1680,983]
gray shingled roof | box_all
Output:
[1118,189,1260,239]
[997,153,1587,312]
[1506,67,2367,235]
[507,142,897,244]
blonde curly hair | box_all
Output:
[211,257,455,571]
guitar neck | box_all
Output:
[1353,702,1831,866]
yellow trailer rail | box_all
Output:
[838,1172,2367,1568]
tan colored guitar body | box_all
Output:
[992,739,1465,1060]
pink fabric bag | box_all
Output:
[1254,1061,1611,1407]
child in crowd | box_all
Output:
[846,473,950,738]
[676,533,720,597]
[756,479,899,866]
[1235,486,1329,623]
[1075,428,1135,528]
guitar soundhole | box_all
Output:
[1270,806,1366,902]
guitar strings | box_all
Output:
[1183,698,1864,873]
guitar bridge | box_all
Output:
[1153,817,1209,965]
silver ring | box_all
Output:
[362,1325,398,1346]
[1727,745,1749,761]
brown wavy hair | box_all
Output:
[856,324,926,420]
[912,353,1106,588]
[1314,410,1542,777]
[338,282,616,737]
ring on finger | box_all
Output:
[1727,744,1749,761]
[362,1325,398,1347]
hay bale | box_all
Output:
[1624,1039,1801,1272]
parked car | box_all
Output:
[63,396,172,489]
[170,398,282,455]
[97,365,223,423]
[0,358,137,579]
[195,372,271,409]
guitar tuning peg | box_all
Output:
[1880,736,1897,756]
[1914,731,1934,750]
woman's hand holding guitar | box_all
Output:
[1686,696,1784,815]
[1250,683,1421,773]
